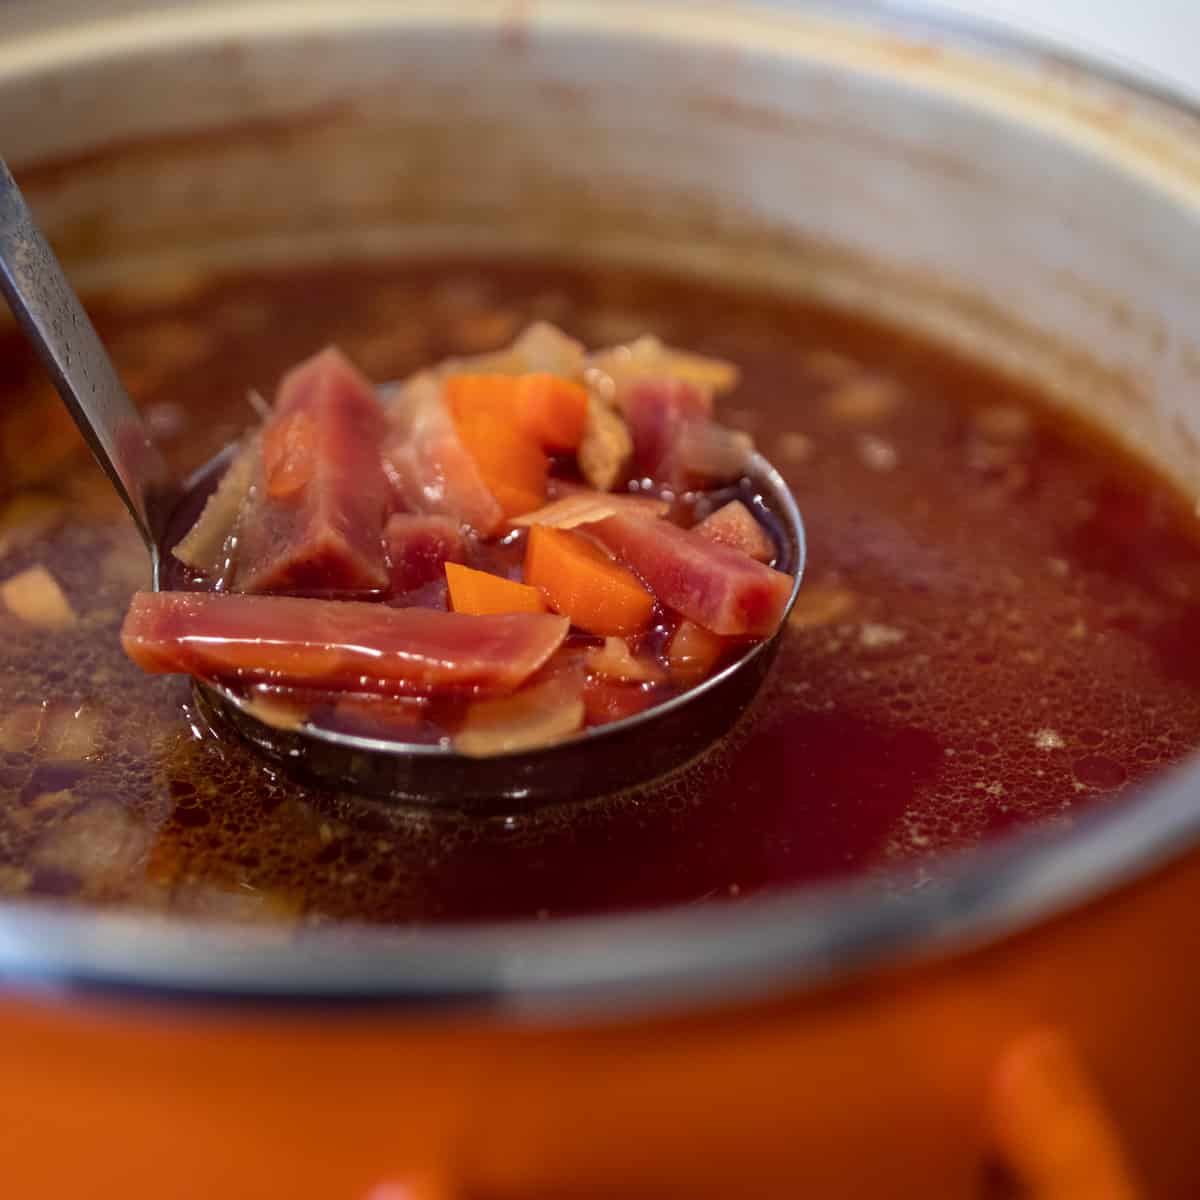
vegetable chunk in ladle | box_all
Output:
[0,159,804,811]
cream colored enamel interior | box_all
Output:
[3,1,1200,498]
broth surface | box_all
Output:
[1,259,1199,924]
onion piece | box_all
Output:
[0,703,43,753]
[171,434,258,574]
[390,321,587,390]
[513,490,668,531]
[672,419,754,486]
[33,800,151,891]
[455,672,585,757]
[578,394,632,492]
[587,335,738,400]
[667,620,728,686]
[586,637,666,684]
[241,687,312,732]
[1,564,76,629]
[41,702,103,761]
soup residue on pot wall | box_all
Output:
[1,259,1199,925]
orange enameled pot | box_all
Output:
[2,2,1200,1195]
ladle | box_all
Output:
[0,157,805,812]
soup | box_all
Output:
[128,322,796,753]
[1,258,1199,925]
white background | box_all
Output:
[933,0,1196,100]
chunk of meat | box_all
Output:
[694,500,775,563]
[122,591,569,696]
[232,347,391,596]
[383,374,505,536]
[588,512,792,637]
[385,513,464,594]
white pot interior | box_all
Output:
[3,1,1200,499]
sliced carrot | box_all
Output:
[524,525,655,637]
[514,373,589,450]
[667,619,728,685]
[445,373,588,450]
[445,562,547,616]
[443,374,515,416]
[445,377,548,517]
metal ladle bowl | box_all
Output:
[0,158,805,813]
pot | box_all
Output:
[1,2,1199,1196]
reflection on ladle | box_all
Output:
[0,157,805,812]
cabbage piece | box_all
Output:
[513,489,667,531]
[455,668,585,756]
[171,434,258,577]
[585,335,738,401]
[382,373,504,537]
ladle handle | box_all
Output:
[0,157,174,553]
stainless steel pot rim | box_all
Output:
[1,0,1199,1018]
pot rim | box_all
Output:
[2,0,1200,1020]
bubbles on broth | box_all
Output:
[1,258,1200,924]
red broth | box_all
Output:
[0,259,1199,924]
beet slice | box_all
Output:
[122,591,569,697]
[693,499,775,563]
[620,378,709,486]
[385,513,465,595]
[587,512,792,637]
[232,347,391,597]
[620,378,752,490]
